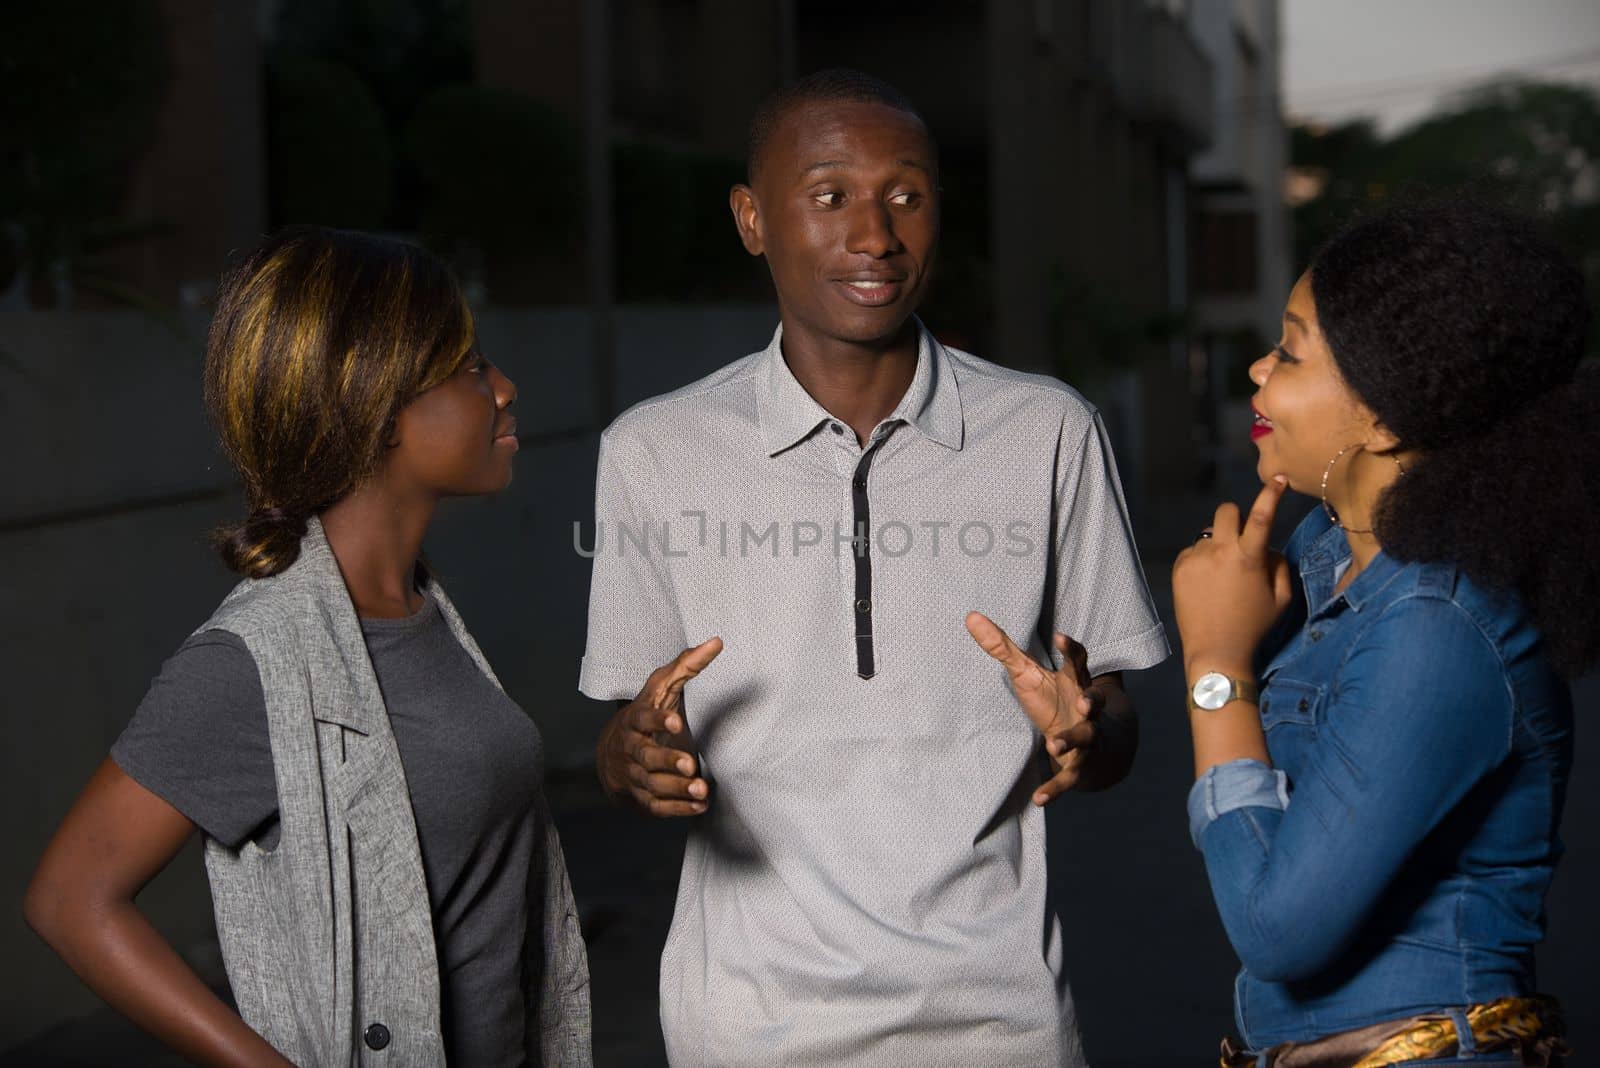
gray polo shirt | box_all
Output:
[580,322,1168,1067]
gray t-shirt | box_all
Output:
[113,586,543,1068]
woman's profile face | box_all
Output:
[386,348,520,498]
[1246,273,1378,492]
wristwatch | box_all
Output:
[1188,671,1259,711]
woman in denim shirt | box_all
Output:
[1172,203,1598,1065]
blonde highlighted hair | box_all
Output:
[204,227,476,577]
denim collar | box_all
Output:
[1294,509,1406,616]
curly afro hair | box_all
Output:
[1310,201,1599,673]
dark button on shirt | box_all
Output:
[363,1022,391,1050]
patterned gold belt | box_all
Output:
[1218,996,1569,1068]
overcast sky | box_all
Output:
[1283,0,1600,131]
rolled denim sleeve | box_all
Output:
[1187,759,1290,848]
[1193,596,1513,984]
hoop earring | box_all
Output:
[1320,443,1404,535]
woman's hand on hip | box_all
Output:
[24,759,296,1067]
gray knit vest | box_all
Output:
[198,517,591,1066]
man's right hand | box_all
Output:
[596,637,723,817]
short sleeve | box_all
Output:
[111,630,280,849]
[578,430,688,701]
[1047,411,1170,677]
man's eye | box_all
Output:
[814,191,843,207]
[890,191,920,207]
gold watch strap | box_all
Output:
[1188,674,1260,711]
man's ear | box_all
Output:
[729,184,764,256]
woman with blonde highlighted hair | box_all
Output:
[25,227,591,1066]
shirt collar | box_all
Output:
[755,318,965,456]
[1296,512,1406,614]
[1338,549,1404,612]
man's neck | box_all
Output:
[779,318,920,446]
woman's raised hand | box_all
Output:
[1172,476,1295,674]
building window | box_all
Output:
[1191,208,1258,296]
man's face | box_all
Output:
[732,100,940,349]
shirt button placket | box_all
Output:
[849,433,890,680]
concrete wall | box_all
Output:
[0,303,775,1049]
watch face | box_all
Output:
[1193,672,1232,711]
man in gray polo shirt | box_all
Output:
[580,69,1168,1066]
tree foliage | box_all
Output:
[269,0,472,230]
[612,141,760,302]
[406,86,584,260]
[1293,80,1600,351]
[266,56,393,230]
[0,0,169,305]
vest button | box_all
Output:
[364,1022,391,1050]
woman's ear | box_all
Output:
[1366,421,1401,455]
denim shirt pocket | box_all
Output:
[1259,676,1321,727]
[1258,675,1323,773]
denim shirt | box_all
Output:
[1186,507,1573,1047]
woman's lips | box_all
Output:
[1251,409,1274,441]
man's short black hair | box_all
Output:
[746,68,928,183]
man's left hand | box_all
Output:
[964,612,1110,804]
